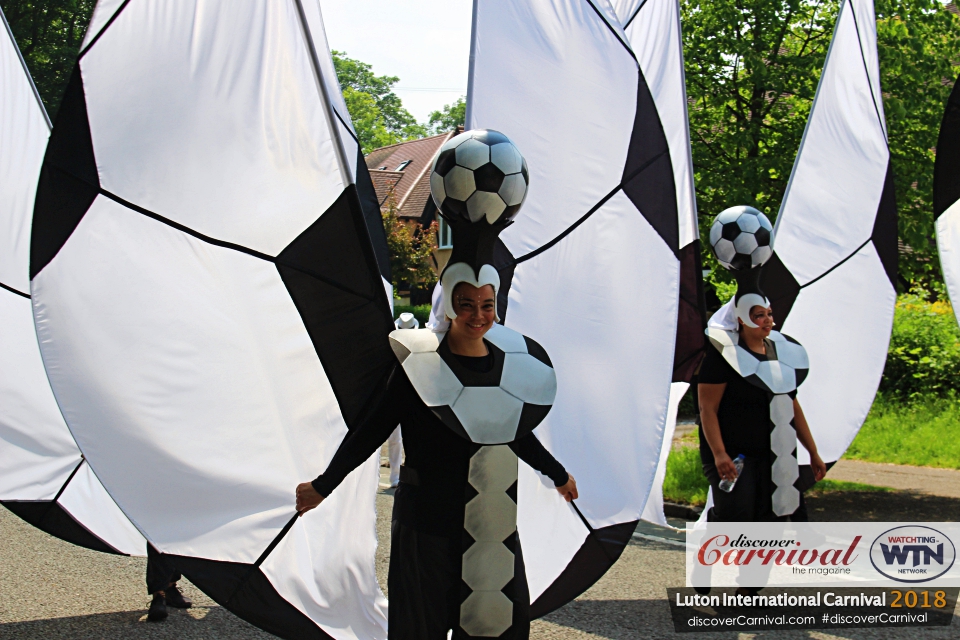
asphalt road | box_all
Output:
[1,488,958,639]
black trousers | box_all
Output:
[146,544,181,595]
[702,454,806,522]
[387,486,530,639]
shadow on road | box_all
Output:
[807,490,960,521]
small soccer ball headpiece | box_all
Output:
[709,205,773,271]
[430,129,529,225]
[429,129,529,323]
[709,206,775,329]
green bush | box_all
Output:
[879,291,960,399]
[393,304,432,327]
[663,445,709,506]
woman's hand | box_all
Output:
[810,452,827,482]
[714,451,738,483]
[296,482,325,514]
[557,474,578,502]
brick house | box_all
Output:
[365,128,463,303]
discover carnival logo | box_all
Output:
[869,526,956,583]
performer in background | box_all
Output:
[297,130,576,640]
[699,206,826,523]
[145,545,191,622]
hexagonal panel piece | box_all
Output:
[713,238,736,264]
[401,351,463,407]
[717,208,742,225]
[755,360,796,394]
[466,190,507,224]
[455,138,491,170]
[461,541,515,591]
[709,221,723,247]
[751,245,772,266]
[444,165,476,202]
[472,163,505,193]
[773,339,808,370]
[733,232,758,254]
[429,170,446,205]
[733,346,760,377]
[484,324,529,354]
[721,221,741,241]
[460,590,513,638]
[452,387,523,444]
[737,213,760,233]
[464,493,518,542]
[490,142,522,174]
[498,173,526,207]
[467,445,519,493]
[433,147,457,176]
[500,353,556,405]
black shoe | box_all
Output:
[165,583,192,609]
[147,593,168,622]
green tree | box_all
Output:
[381,193,438,292]
[683,0,960,286]
[427,96,466,134]
[0,0,95,118]
[332,50,426,153]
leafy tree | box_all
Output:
[427,96,466,134]
[683,0,960,287]
[0,0,95,119]
[381,193,439,292]
[332,50,426,152]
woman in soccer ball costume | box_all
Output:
[699,206,826,523]
[296,130,576,640]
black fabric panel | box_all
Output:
[1,501,121,555]
[522,336,552,367]
[934,76,960,219]
[439,339,504,387]
[276,186,394,430]
[673,241,707,382]
[168,555,331,640]
[620,73,679,255]
[871,162,899,289]
[494,239,516,323]
[30,67,99,278]
[529,520,637,619]
[516,403,551,440]
[355,146,392,282]
[760,251,801,326]
[430,404,471,442]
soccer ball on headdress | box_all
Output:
[429,129,529,225]
[709,205,774,271]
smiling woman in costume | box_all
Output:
[296,129,576,640]
[699,206,826,523]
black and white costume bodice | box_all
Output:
[705,327,809,517]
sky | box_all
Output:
[321,0,474,123]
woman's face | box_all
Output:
[450,283,496,340]
[741,305,774,338]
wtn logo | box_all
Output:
[871,526,956,583]
[879,542,944,567]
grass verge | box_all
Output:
[846,394,960,469]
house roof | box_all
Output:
[366,131,455,218]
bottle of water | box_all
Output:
[718,454,745,493]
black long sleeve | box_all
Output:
[511,434,569,487]
[312,366,403,498]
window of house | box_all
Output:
[395,160,412,171]
[377,166,387,170]
[438,214,453,249]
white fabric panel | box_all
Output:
[0,292,80,500]
[618,0,699,247]
[468,0,639,254]
[0,14,47,293]
[516,462,588,601]
[261,453,388,640]
[773,0,888,285]
[32,195,351,562]
[938,203,960,327]
[505,191,677,528]
[80,0,127,49]
[641,381,689,527]
[80,0,346,256]
[57,462,146,556]
[784,245,895,464]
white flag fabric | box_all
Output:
[0,6,143,557]
[29,1,395,637]
[468,0,683,613]
[761,0,897,466]
[612,0,705,528]
[934,78,960,328]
